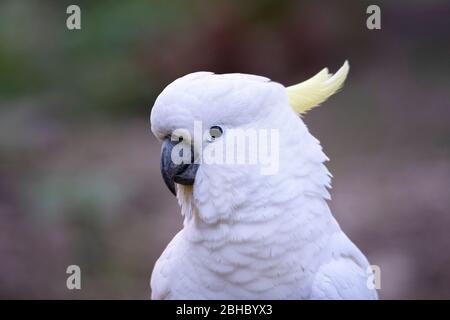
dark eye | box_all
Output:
[208,125,223,142]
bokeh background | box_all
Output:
[0,0,449,299]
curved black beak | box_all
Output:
[160,138,199,196]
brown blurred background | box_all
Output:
[0,0,449,299]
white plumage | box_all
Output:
[150,66,378,299]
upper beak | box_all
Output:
[160,137,199,196]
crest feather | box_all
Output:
[286,61,349,114]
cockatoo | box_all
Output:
[149,61,378,300]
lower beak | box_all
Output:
[160,138,199,196]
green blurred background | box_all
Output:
[0,0,449,299]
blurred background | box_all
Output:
[0,0,449,299]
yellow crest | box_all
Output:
[286,61,349,114]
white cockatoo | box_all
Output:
[149,61,378,300]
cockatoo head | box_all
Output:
[150,62,349,224]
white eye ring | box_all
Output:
[207,126,223,142]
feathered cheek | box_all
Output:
[192,168,236,223]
